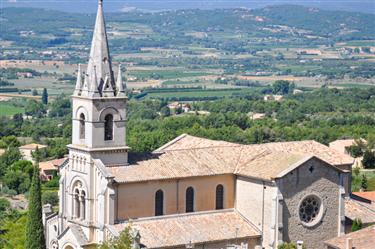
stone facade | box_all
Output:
[277,158,345,249]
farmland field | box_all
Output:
[0,103,24,116]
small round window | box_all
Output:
[299,195,323,226]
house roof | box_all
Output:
[324,225,375,249]
[344,198,375,224]
[109,134,352,183]
[156,134,353,166]
[39,158,66,171]
[111,209,260,249]
[353,191,375,202]
[19,143,47,150]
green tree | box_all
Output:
[42,191,59,206]
[362,150,375,169]
[361,174,368,191]
[351,218,362,232]
[160,106,171,117]
[25,164,46,249]
[0,147,22,177]
[41,88,48,105]
[0,213,27,249]
[25,100,46,118]
[97,225,134,249]
[272,80,292,95]
[31,89,38,96]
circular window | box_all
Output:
[299,195,323,226]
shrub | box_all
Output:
[42,191,58,207]
[352,218,362,232]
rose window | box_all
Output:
[299,195,321,224]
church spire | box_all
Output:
[86,0,115,97]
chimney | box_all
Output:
[346,238,353,249]
[297,241,304,249]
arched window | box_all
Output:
[80,190,86,220]
[186,187,194,213]
[74,189,80,219]
[79,113,85,139]
[215,184,224,210]
[104,114,113,141]
[155,189,164,216]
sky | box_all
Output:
[0,0,374,13]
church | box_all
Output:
[44,1,356,248]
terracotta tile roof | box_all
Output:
[353,191,375,202]
[345,198,375,224]
[109,135,352,183]
[109,147,241,183]
[19,143,47,150]
[324,225,375,249]
[153,134,238,152]
[39,158,66,171]
[235,152,311,180]
[156,134,353,165]
[111,210,260,249]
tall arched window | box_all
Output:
[155,189,164,216]
[104,114,113,141]
[80,190,86,220]
[215,184,224,210]
[74,189,80,218]
[186,187,194,213]
[79,113,85,139]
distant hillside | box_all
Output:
[0,5,374,51]
[1,0,374,14]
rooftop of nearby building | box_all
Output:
[19,143,47,150]
[107,134,353,183]
[39,158,67,171]
[329,138,366,147]
[344,197,375,224]
[111,209,260,249]
[352,191,375,202]
[325,225,375,249]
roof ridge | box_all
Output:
[153,133,188,152]
[234,149,271,174]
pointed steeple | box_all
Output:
[86,0,115,97]
[74,64,83,96]
[116,64,126,96]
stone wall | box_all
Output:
[277,158,343,249]
[235,176,277,248]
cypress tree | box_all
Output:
[42,88,48,105]
[25,158,46,249]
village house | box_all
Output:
[39,158,68,181]
[329,139,367,168]
[263,94,283,102]
[167,101,191,114]
[19,143,47,162]
[44,1,374,249]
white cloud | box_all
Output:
[7,0,18,2]
[121,5,137,13]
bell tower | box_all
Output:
[69,0,128,166]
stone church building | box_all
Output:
[44,1,355,248]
